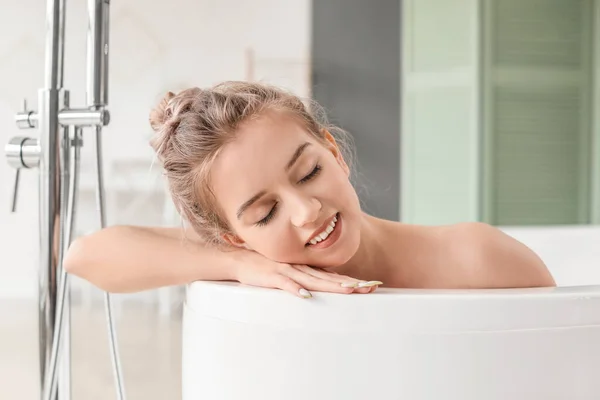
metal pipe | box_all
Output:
[57,130,82,400]
[37,89,60,388]
[44,0,65,90]
[42,126,80,400]
[86,1,126,397]
[38,1,66,397]
[105,293,126,400]
[57,270,71,400]
[45,91,72,400]
[87,0,110,107]
[57,0,66,90]
[57,115,74,400]
[16,108,110,129]
[60,108,110,126]
[94,125,127,400]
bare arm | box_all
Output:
[64,225,379,296]
[64,225,238,293]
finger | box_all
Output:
[352,283,380,294]
[283,267,355,294]
[273,275,312,299]
[293,266,382,293]
[292,265,363,287]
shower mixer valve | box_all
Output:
[5,96,109,212]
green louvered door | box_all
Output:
[482,0,596,225]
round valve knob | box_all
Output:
[5,136,40,169]
[5,136,40,212]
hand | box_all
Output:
[230,250,381,298]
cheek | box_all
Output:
[323,166,359,207]
[242,227,301,263]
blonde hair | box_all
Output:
[149,81,355,246]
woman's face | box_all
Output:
[210,111,362,268]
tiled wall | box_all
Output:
[0,0,311,299]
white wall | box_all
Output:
[0,0,311,299]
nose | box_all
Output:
[290,195,321,227]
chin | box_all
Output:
[306,229,361,269]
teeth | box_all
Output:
[308,215,338,245]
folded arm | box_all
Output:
[64,225,237,293]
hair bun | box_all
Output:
[149,91,176,132]
[149,91,179,158]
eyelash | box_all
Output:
[256,202,278,227]
[255,164,323,227]
[298,164,322,184]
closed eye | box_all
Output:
[256,202,278,227]
[255,164,322,227]
[298,164,322,184]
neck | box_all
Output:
[336,212,387,280]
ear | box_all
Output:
[221,232,251,250]
[322,129,350,176]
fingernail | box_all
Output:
[357,281,383,288]
[299,288,312,298]
[341,282,359,288]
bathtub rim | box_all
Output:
[184,281,600,333]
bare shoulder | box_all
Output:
[435,222,556,288]
[438,222,502,244]
[436,221,524,253]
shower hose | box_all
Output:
[41,124,127,400]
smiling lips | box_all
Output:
[306,213,341,248]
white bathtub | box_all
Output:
[182,226,600,400]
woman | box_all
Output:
[64,81,556,298]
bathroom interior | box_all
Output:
[1,0,600,399]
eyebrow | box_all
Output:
[286,142,311,171]
[236,142,311,220]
